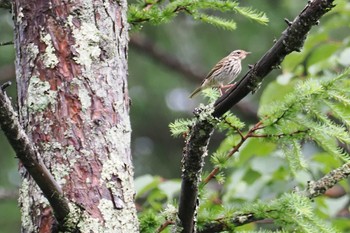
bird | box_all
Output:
[189,49,251,98]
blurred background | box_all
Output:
[129,0,304,178]
[1,0,350,232]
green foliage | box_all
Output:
[201,88,221,103]
[281,139,307,176]
[139,210,162,233]
[138,0,350,232]
[217,112,245,133]
[136,175,181,232]
[135,174,181,211]
[186,3,350,230]
[128,0,268,30]
[259,69,350,164]
[234,6,269,25]
[168,118,193,137]
[251,193,339,233]
[210,152,229,169]
[193,13,237,31]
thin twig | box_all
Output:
[130,34,204,82]
[223,117,244,139]
[250,129,309,138]
[203,121,263,184]
[0,41,13,46]
[0,188,18,200]
[157,220,174,232]
[0,0,11,9]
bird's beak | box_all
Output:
[245,51,251,55]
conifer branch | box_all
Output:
[179,1,337,232]
[213,0,336,117]
[0,84,70,224]
[128,0,267,29]
[199,163,350,232]
[203,121,263,184]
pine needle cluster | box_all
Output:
[128,0,268,30]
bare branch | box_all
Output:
[304,163,350,199]
[178,117,214,233]
[0,41,13,46]
[0,85,70,224]
[0,188,18,200]
[0,0,11,9]
[130,34,203,82]
[178,0,336,232]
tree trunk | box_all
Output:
[13,0,138,232]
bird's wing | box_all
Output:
[202,58,225,85]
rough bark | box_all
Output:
[13,0,138,232]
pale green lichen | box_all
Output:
[40,142,79,186]
[71,78,91,112]
[101,125,131,181]
[19,179,37,232]
[78,215,103,233]
[197,103,215,121]
[64,203,84,231]
[67,15,101,69]
[27,76,57,112]
[26,43,39,68]
[40,32,59,68]
[101,151,123,181]
[17,6,24,23]
[19,178,50,232]
[50,163,69,185]
[98,199,137,232]
[161,204,178,222]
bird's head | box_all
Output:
[231,50,251,60]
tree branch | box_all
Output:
[304,163,350,199]
[130,34,204,82]
[198,162,350,232]
[0,188,18,200]
[0,84,70,224]
[0,0,11,9]
[178,116,214,233]
[213,0,335,117]
[0,41,13,46]
[178,0,336,232]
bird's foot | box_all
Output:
[219,83,237,95]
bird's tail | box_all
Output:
[189,87,202,98]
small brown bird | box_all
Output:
[189,50,250,98]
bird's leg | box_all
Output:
[219,88,223,95]
[221,82,237,93]
[222,82,236,89]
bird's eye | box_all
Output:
[236,51,241,55]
